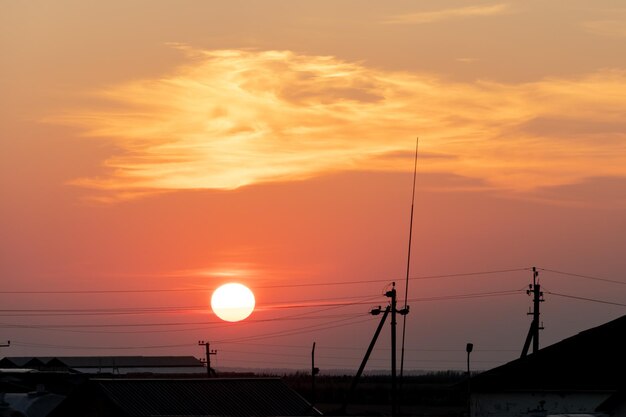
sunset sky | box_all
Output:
[1,0,625,372]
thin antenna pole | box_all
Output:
[400,138,419,380]
[311,342,318,406]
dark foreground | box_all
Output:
[283,371,467,416]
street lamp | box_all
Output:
[466,343,473,417]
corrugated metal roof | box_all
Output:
[56,356,204,368]
[0,357,54,368]
[93,378,320,416]
[0,357,33,367]
[0,356,204,369]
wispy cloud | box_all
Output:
[456,57,479,63]
[382,3,509,25]
[583,19,626,38]
[52,47,626,200]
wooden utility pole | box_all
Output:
[342,305,390,414]
[388,285,398,417]
[385,283,408,417]
[198,340,217,377]
[343,283,408,417]
[521,267,544,357]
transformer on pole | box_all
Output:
[521,267,544,358]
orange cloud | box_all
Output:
[382,3,510,25]
[52,48,626,199]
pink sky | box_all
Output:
[1,0,625,371]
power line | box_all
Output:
[0,292,378,313]
[10,340,192,350]
[0,313,362,331]
[6,286,620,340]
[214,356,509,370]
[8,339,517,359]
[544,290,626,307]
[222,348,509,364]
[9,317,379,350]
[0,294,380,317]
[0,289,523,317]
[0,267,531,295]
[0,288,199,295]
[218,340,520,352]
[538,268,626,285]
[0,294,383,335]
[214,316,376,344]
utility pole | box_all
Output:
[388,284,398,417]
[342,305,390,414]
[521,267,544,358]
[385,282,409,417]
[342,283,408,417]
[311,342,319,407]
[198,340,217,377]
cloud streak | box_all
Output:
[53,47,626,200]
[382,3,509,25]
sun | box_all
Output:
[211,283,256,322]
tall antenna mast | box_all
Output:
[399,138,419,379]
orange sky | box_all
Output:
[1,0,625,371]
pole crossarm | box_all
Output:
[520,267,544,358]
[198,340,217,377]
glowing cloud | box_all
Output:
[54,48,626,198]
[382,3,510,25]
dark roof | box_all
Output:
[54,378,320,417]
[596,388,626,413]
[0,356,204,369]
[471,314,626,392]
[0,357,34,368]
[55,356,204,368]
[0,357,52,369]
[0,371,88,395]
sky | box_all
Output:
[1,0,626,372]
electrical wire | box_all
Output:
[216,356,490,371]
[544,290,626,307]
[217,340,520,352]
[214,316,375,344]
[0,313,362,333]
[7,316,379,350]
[8,339,516,362]
[0,267,532,295]
[538,268,626,285]
[0,294,380,317]
[10,340,192,350]
[222,348,509,364]
[0,289,523,317]
[0,294,385,334]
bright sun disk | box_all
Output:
[211,283,255,322]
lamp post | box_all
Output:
[311,342,319,406]
[466,343,473,417]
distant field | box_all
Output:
[282,371,467,416]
